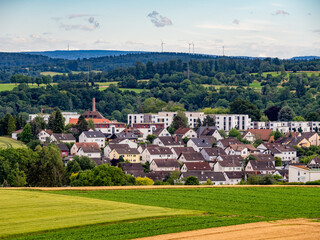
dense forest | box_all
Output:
[0,52,320,123]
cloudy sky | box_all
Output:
[0,0,319,58]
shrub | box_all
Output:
[136,177,154,185]
[185,176,199,185]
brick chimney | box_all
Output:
[92,98,96,112]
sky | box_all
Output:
[0,0,319,58]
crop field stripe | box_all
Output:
[0,190,196,238]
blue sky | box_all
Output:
[0,0,319,58]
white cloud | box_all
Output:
[273,10,290,15]
[147,11,172,27]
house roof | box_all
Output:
[218,138,241,147]
[301,132,319,139]
[180,152,205,161]
[108,143,130,150]
[121,128,143,136]
[183,161,211,171]
[175,127,192,135]
[82,110,105,119]
[201,147,226,156]
[196,126,218,137]
[182,171,226,182]
[152,128,167,136]
[225,171,243,179]
[113,133,137,139]
[56,143,69,151]
[52,133,75,141]
[189,138,214,148]
[13,129,23,134]
[122,163,144,171]
[218,159,242,168]
[75,142,101,153]
[252,154,275,162]
[147,146,173,155]
[171,147,196,157]
[243,129,272,141]
[156,136,183,146]
[248,160,275,171]
[40,129,53,135]
[228,144,248,151]
[152,159,180,168]
[82,130,105,138]
[146,171,171,181]
[113,147,140,155]
[69,118,111,125]
[285,132,300,138]
[259,143,296,153]
[219,155,244,162]
[310,156,320,164]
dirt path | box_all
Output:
[5,185,320,191]
[135,219,320,240]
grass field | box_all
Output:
[0,190,195,238]
[0,83,52,92]
[0,137,26,149]
[40,71,65,77]
[119,88,149,93]
[4,187,319,240]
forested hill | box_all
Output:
[24,50,146,60]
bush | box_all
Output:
[7,169,27,187]
[136,177,154,185]
[185,176,199,185]
[305,180,320,185]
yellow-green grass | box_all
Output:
[0,137,26,149]
[40,71,65,77]
[0,190,196,238]
[0,83,51,92]
[95,81,119,86]
[249,81,262,89]
[119,88,149,93]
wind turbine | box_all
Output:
[161,40,165,52]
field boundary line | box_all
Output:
[3,184,320,191]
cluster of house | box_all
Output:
[17,98,320,185]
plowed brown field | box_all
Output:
[135,219,320,240]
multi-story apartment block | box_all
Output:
[209,114,251,131]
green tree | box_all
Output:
[275,156,282,166]
[29,145,65,187]
[260,114,269,122]
[169,111,188,133]
[278,106,295,121]
[47,112,55,130]
[87,118,96,130]
[20,123,33,143]
[165,171,181,185]
[293,116,305,121]
[305,112,320,121]
[274,130,283,140]
[7,115,16,135]
[7,169,27,187]
[202,115,215,126]
[146,134,157,144]
[53,108,64,133]
[229,98,261,121]
[218,130,227,139]
[76,115,88,134]
[136,176,154,185]
[143,97,167,113]
[185,176,199,185]
[229,128,241,138]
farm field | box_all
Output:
[0,136,26,148]
[119,88,149,93]
[202,84,262,92]
[0,189,195,238]
[5,187,320,240]
[0,83,54,92]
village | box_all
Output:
[15,98,320,185]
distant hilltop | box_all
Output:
[17,50,319,61]
[23,50,146,60]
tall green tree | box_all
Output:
[7,115,16,135]
[202,115,215,126]
[76,115,88,134]
[87,118,96,130]
[20,123,33,143]
[229,98,261,121]
[169,111,188,133]
[278,106,295,121]
[53,109,64,133]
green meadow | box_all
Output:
[0,137,26,149]
[2,187,319,240]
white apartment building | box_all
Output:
[251,121,320,133]
[29,112,80,125]
[128,112,204,129]
[209,114,251,131]
[289,165,320,183]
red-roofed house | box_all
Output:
[242,129,272,142]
